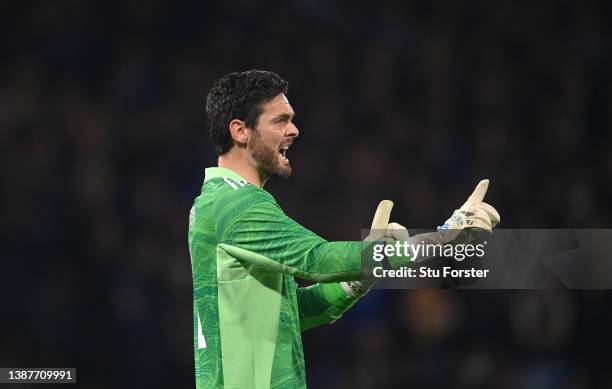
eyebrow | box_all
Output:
[272,112,295,122]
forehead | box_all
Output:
[260,94,294,116]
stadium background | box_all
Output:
[1,1,611,388]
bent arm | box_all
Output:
[297,282,359,332]
[216,192,363,282]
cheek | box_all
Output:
[258,126,283,143]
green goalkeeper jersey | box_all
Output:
[188,167,363,388]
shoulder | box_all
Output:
[204,177,278,215]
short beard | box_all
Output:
[247,129,292,179]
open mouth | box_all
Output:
[279,145,290,163]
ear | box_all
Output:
[228,119,251,147]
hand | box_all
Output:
[342,200,408,297]
[364,200,409,242]
[437,179,500,243]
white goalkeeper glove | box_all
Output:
[437,179,500,243]
[341,200,408,297]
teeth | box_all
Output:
[279,145,290,161]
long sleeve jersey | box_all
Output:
[188,167,363,388]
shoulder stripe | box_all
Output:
[223,177,239,190]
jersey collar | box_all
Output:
[204,167,247,183]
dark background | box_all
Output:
[1,1,611,388]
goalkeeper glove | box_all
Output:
[341,200,408,297]
[436,179,500,243]
[392,179,501,264]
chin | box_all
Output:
[271,161,292,179]
[274,166,292,179]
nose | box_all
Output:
[286,122,299,138]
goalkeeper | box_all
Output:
[188,70,500,388]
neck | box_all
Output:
[218,148,268,188]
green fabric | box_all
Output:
[203,166,246,182]
[188,167,363,388]
[218,243,362,282]
[297,282,359,332]
[217,245,282,388]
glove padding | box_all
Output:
[341,201,408,297]
[437,179,500,243]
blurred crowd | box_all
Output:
[1,1,611,388]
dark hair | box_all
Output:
[205,70,289,155]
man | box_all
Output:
[188,70,500,388]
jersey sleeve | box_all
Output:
[297,283,359,332]
[213,184,363,283]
